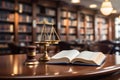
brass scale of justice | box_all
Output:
[35,19,60,61]
[24,18,60,65]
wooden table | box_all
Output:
[0,54,120,80]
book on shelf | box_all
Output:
[60,28,66,34]
[46,8,55,16]
[71,20,77,26]
[47,50,106,66]
[60,35,66,41]
[69,28,76,34]
[70,13,77,19]
[69,35,76,41]
[80,29,85,34]
[61,19,68,26]
[61,11,67,17]
[19,3,32,13]
[9,24,13,32]
[19,14,32,23]
[68,12,71,18]
[1,0,14,10]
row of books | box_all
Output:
[46,8,56,16]
[100,35,107,40]
[61,11,67,18]
[0,24,13,32]
[97,24,108,34]
[18,25,32,32]
[0,44,8,48]
[61,11,77,19]
[86,23,93,28]
[60,28,77,34]
[86,29,94,34]
[96,17,106,24]
[36,7,56,16]
[97,22,107,27]
[100,29,108,35]
[60,28,66,34]
[86,35,94,41]
[19,14,32,23]
[18,35,32,42]
[0,35,14,42]
[80,29,94,35]
[0,50,11,54]
[37,16,55,24]
[19,3,32,13]
[69,28,76,34]
[0,12,14,22]
[68,35,77,41]
[0,33,62,42]
[61,19,77,26]
[69,20,77,26]
[79,22,84,27]
[96,34,107,41]
[36,26,51,33]
[85,16,93,21]
[60,35,66,41]
[60,35,76,41]
[0,0,32,13]
[80,28,85,34]
[79,35,85,40]
[0,0,14,10]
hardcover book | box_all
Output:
[47,50,106,66]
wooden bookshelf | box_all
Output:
[78,12,95,42]
[0,0,113,54]
[58,3,78,41]
[0,0,15,53]
[84,14,94,41]
[79,13,85,40]
[94,15,109,41]
[18,0,32,44]
[36,0,57,42]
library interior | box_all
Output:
[1,0,120,80]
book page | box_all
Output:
[115,54,120,64]
[93,52,106,65]
[51,50,80,62]
[71,51,106,65]
[75,51,98,60]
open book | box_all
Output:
[47,50,106,66]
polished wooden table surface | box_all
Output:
[0,54,120,80]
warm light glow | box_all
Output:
[71,0,80,3]
[89,4,97,8]
[100,0,113,16]
[119,15,120,19]
[112,10,117,13]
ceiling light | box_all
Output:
[89,4,97,8]
[71,0,80,3]
[100,0,113,16]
